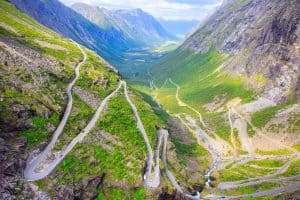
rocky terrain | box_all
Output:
[1,0,300,199]
[0,1,204,199]
[144,0,300,198]
[182,0,300,103]
[0,1,118,198]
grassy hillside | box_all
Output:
[0,1,209,199]
[133,0,300,198]
[148,48,255,142]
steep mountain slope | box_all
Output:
[158,19,199,39]
[115,8,177,45]
[144,0,300,198]
[0,1,210,199]
[71,3,177,46]
[71,3,135,41]
[181,0,300,103]
[11,0,139,65]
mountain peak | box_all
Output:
[70,4,177,45]
[115,8,148,16]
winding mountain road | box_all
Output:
[167,78,227,180]
[160,129,200,200]
[22,44,299,198]
[124,82,159,187]
[24,42,86,181]
[24,43,122,181]
[125,83,199,198]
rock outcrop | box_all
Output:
[182,0,300,103]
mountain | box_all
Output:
[115,8,178,45]
[145,0,300,197]
[0,1,206,199]
[2,0,300,199]
[11,0,140,65]
[70,3,136,42]
[158,19,199,39]
[71,3,177,46]
[152,0,300,103]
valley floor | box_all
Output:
[132,76,300,199]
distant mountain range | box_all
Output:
[11,0,178,66]
[158,19,199,39]
[71,3,177,46]
[11,0,135,64]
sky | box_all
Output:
[59,0,223,21]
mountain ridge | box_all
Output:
[152,0,300,103]
[71,3,177,46]
[11,0,140,65]
[0,1,205,199]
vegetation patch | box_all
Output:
[251,104,290,128]
[279,159,300,177]
[20,114,59,147]
[220,163,279,182]
[255,149,293,156]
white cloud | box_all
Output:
[59,0,222,21]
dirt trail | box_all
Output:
[170,79,234,154]
[228,109,237,157]
[125,87,199,197]
[125,83,199,198]
[160,129,200,199]
[232,107,299,155]
[230,109,255,157]
[168,78,206,127]
[124,82,159,187]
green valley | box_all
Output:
[0,0,299,199]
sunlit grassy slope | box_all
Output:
[36,90,164,199]
[0,1,164,199]
[0,0,120,150]
[145,48,255,141]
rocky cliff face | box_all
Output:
[182,0,300,103]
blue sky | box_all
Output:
[59,0,223,21]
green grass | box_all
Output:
[251,104,290,128]
[279,159,300,177]
[172,137,207,158]
[247,123,256,137]
[136,90,170,124]
[0,1,82,71]
[288,110,300,133]
[76,50,119,99]
[37,90,162,199]
[133,188,145,200]
[247,159,286,168]
[221,182,282,198]
[255,149,293,156]
[53,94,94,151]
[130,88,165,146]
[220,163,280,182]
[147,48,255,142]
[293,144,300,152]
[20,114,59,147]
